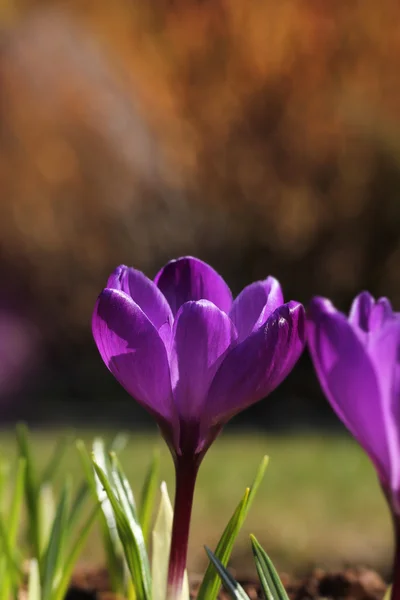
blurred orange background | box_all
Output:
[1,0,400,421]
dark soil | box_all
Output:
[67,565,388,600]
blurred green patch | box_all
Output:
[0,429,393,576]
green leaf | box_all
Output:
[110,454,152,598]
[0,513,23,588]
[0,563,7,600]
[16,423,41,561]
[198,488,249,600]
[41,479,70,600]
[197,456,268,600]
[110,432,129,454]
[53,504,100,600]
[204,547,249,600]
[28,559,41,600]
[152,482,172,600]
[250,535,289,600]
[77,439,124,594]
[139,449,160,547]
[110,453,138,513]
[93,439,123,531]
[126,577,137,600]
[0,457,10,513]
[68,481,90,529]
[246,456,269,511]
[41,435,70,485]
[39,483,56,553]
[0,457,26,600]
[152,481,189,600]
[93,459,151,600]
[92,439,126,590]
[8,458,26,548]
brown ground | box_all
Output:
[67,566,388,600]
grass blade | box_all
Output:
[93,439,122,531]
[93,460,151,600]
[110,433,129,454]
[39,483,56,553]
[0,457,9,512]
[53,504,100,600]
[152,482,171,600]
[77,439,124,594]
[0,514,23,587]
[0,558,6,600]
[0,458,26,600]
[204,547,249,600]
[197,456,268,600]
[250,535,289,600]
[41,479,70,600]
[68,481,89,529]
[197,489,249,600]
[110,453,138,515]
[8,458,26,548]
[41,435,70,485]
[246,456,269,512]
[139,449,160,546]
[16,423,41,561]
[28,559,41,600]
[110,454,152,598]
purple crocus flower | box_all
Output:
[307,292,400,600]
[92,256,305,597]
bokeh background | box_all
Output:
[0,0,399,578]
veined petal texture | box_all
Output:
[170,300,237,424]
[154,256,233,316]
[229,277,284,343]
[92,288,174,422]
[93,257,305,462]
[108,265,173,347]
[206,301,305,425]
[307,296,397,485]
[349,291,394,337]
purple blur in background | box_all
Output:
[308,292,400,511]
[0,309,41,413]
[307,292,400,600]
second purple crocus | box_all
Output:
[92,256,305,598]
[307,292,400,600]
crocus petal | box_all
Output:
[229,277,284,343]
[107,265,173,348]
[170,300,237,427]
[307,297,392,481]
[92,288,175,424]
[154,256,233,316]
[205,301,305,425]
[348,291,375,332]
[367,321,400,496]
[349,291,394,335]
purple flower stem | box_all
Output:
[392,518,400,600]
[167,453,200,599]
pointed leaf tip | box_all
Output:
[204,547,250,600]
[250,535,289,600]
[197,455,267,600]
